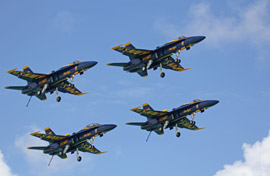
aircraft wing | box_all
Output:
[178,117,205,131]
[30,131,67,143]
[112,44,151,58]
[137,70,148,77]
[58,80,88,96]
[162,56,191,72]
[7,68,47,82]
[78,142,107,155]
[131,106,168,119]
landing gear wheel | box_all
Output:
[176,59,181,63]
[77,156,82,162]
[80,72,84,75]
[176,132,181,137]
[56,96,61,102]
[142,67,146,71]
[190,121,196,126]
[37,91,41,95]
[160,72,165,78]
[201,109,205,113]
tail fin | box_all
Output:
[142,103,154,111]
[124,42,136,61]
[23,66,33,73]
[45,127,56,135]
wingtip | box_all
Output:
[107,63,113,66]
[30,131,40,135]
[7,68,17,73]
[78,92,89,96]
[130,106,140,111]
[112,44,123,50]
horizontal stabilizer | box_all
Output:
[27,146,47,150]
[5,86,26,90]
[126,122,146,126]
[107,63,129,67]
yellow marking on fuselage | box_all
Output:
[183,109,191,113]
[95,129,97,133]
[169,46,176,51]
[63,70,71,76]
[60,140,68,146]
[142,54,151,62]
[38,78,47,85]
[159,116,168,122]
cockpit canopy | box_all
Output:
[73,60,81,64]
[85,123,100,128]
[193,99,202,102]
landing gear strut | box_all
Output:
[175,124,181,138]
[190,113,196,126]
[76,148,82,162]
[56,87,61,102]
[160,63,165,78]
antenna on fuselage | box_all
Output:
[48,155,54,166]
[26,96,32,107]
[146,131,152,142]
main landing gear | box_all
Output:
[190,113,196,126]
[76,148,82,162]
[160,63,165,78]
[175,51,181,64]
[175,124,181,138]
[56,87,61,102]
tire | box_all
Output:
[160,72,165,78]
[176,132,181,137]
[56,96,61,102]
[77,156,82,162]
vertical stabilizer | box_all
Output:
[142,103,154,111]
[124,42,136,60]
[23,66,33,84]
[45,127,56,135]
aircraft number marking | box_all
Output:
[169,46,176,51]
[84,132,91,138]
[183,109,191,113]
[63,71,71,76]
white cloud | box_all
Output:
[0,150,17,176]
[15,126,83,176]
[154,0,270,59]
[215,132,270,176]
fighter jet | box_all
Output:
[107,36,205,78]
[5,61,97,105]
[28,123,116,165]
[126,99,218,141]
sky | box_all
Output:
[1,0,270,175]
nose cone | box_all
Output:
[205,100,219,107]
[103,124,117,132]
[80,61,98,69]
[186,36,206,45]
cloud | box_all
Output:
[14,126,82,176]
[53,11,75,33]
[0,150,17,176]
[154,0,270,60]
[215,132,270,176]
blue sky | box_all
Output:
[1,0,270,175]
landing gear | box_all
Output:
[56,87,61,102]
[175,124,181,138]
[76,148,81,162]
[77,156,82,162]
[160,63,165,78]
[37,91,41,95]
[160,72,165,78]
[190,113,196,126]
[175,51,181,63]
[80,72,84,75]
[190,120,196,126]
[56,96,61,102]
[176,59,181,63]
[68,83,74,88]
[176,132,181,137]
[201,109,205,113]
